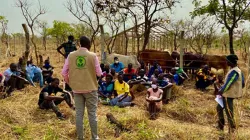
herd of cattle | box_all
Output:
[106,50,228,73]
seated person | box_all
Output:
[17,57,24,72]
[38,78,74,120]
[157,74,173,104]
[0,73,5,92]
[129,69,150,93]
[174,64,189,85]
[110,57,124,73]
[26,60,44,88]
[103,64,110,74]
[42,59,54,84]
[137,61,148,75]
[110,74,135,107]
[123,63,137,82]
[195,65,216,91]
[146,78,163,120]
[214,74,224,96]
[100,63,105,72]
[148,61,163,78]
[98,74,114,104]
[150,69,160,81]
[110,68,118,81]
[4,63,29,96]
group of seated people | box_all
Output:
[0,57,54,98]
[97,57,192,120]
[0,55,220,120]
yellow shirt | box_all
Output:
[114,80,131,96]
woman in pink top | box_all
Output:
[146,78,163,120]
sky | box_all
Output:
[0,0,202,34]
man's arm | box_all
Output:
[43,92,64,101]
[146,91,151,102]
[219,70,239,94]
[61,57,70,84]
[57,44,65,58]
[94,55,102,77]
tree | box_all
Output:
[37,20,49,50]
[71,23,92,40]
[185,17,218,54]
[16,0,47,65]
[192,0,250,54]
[0,15,11,57]
[47,20,75,47]
[163,20,186,51]
[66,0,100,52]
[96,0,178,51]
[104,14,121,54]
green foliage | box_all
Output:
[191,0,250,28]
[136,121,158,140]
[12,126,28,139]
[47,20,75,43]
[0,15,8,24]
[71,23,92,40]
[44,127,59,140]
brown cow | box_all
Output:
[202,55,228,73]
[139,50,176,71]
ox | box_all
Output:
[106,54,141,69]
[139,50,176,71]
[203,55,228,74]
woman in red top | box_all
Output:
[123,63,136,82]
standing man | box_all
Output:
[57,35,77,91]
[216,54,245,133]
[57,35,77,59]
[62,36,102,140]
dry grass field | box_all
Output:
[0,46,250,140]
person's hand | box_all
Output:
[64,77,69,84]
[217,90,223,96]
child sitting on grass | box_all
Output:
[146,78,163,120]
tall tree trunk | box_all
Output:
[174,35,177,51]
[21,24,30,73]
[31,29,39,65]
[229,29,235,54]
[43,37,46,51]
[142,20,151,51]
[123,21,128,55]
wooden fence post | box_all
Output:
[180,31,185,69]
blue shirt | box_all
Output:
[110,62,124,73]
[98,81,114,96]
[26,64,42,79]
[173,74,180,85]
[157,80,169,88]
[219,70,245,93]
[4,68,18,81]
[148,66,163,78]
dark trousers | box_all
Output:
[195,79,210,90]
[65,83,72,92]
[217,97,235,130]
[39,93,72,117]
[4,76,25,94]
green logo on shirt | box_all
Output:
[76,56,86,69]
